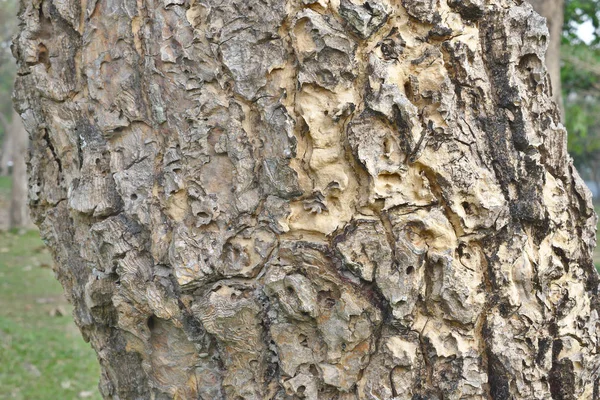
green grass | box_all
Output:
[0,175,11,193]
[0,229,101,400]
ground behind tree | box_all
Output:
[0,176,100,400]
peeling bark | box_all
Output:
[12,0,600,399]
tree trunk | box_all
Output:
[9,110,31,228]
[0,111,14,176]
[528,0,564,117]
[12,0,599,399]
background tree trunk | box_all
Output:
[0,111,14,176]
[528,0,565,116]
[12,0,599,399]
[9,110,31,228]
[0,109,31,228]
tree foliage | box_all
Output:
[563,0,600,187]
[564,0,600,44]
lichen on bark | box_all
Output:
[12,0,600,399]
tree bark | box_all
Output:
[528,0,564,116]
[9,109,31,228]
[12,0,599,399]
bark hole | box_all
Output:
[147,315,157,331]
[462,201,473,215]
[299,334,308,347]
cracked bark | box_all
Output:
[12,0,600,399]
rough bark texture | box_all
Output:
[528,0,564,116]
[12,0,600,399]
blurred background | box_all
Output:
[0,0,599,399]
